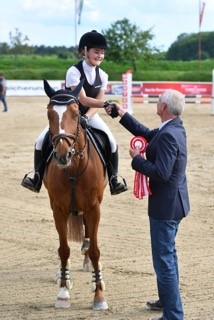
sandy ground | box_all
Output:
[0,96,213,320]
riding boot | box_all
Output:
[107,148,128,195]
[21,149,46,193]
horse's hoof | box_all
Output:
[93,299,108,311]
[55,298,70,309]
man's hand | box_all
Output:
[103,101,126,118]
[103,101,119,118]
[129,147,140,159]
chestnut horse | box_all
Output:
[43,80,108,310]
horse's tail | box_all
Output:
[67,214,84,243]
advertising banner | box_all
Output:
[141,82,212,97]
[6,80,63,96]
[5,80,212,100]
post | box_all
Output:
[74,0,77,47]
[122,70,132,114]
[198,31,201,70]
[198,0,201,70]
[198,1,206,70]
[211,70,214,115]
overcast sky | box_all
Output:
[0,0,213,51]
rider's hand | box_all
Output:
[103,101,119,118]
[80,115,89,128]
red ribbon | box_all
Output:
[130,136,152,199]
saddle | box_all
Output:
[86,127,111,167]
[41,126,111,168]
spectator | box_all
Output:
[0,73,8,112]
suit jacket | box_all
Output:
[120,112,190,220]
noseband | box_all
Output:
[51,112,85,159]
[52,131,76,150]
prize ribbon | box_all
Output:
[130,136,152,199]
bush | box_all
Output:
[0,54,213,82]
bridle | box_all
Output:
[47,95,85,160]
[48,100,90,215]
[51,119,84,160]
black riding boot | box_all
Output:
[107,148,128,195]
[21,149,46,193]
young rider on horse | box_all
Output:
[21,30,128,196]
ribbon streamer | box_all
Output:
[130,136,152,199]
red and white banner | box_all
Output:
[141,82,211,97]
[105,81,212,98]
[5,80,212,99]
[122,70,133,114]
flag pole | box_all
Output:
[198,0,202,70]
[74,0,77,48]
[198,1,206,70]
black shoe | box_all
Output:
[107,148,128,195]
[110,181,128,195]
[21,172,42,193]
[146,299,162,311]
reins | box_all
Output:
[64,136,91,216]
[51,111,91,216]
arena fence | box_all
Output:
[132,94,212,105]
[106,94,212,105]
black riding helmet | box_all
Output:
[78,30,108,53]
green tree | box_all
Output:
[9,28,30,54]
[102,18,156,72]
[166,32,214,61]
[0,42,10,54]
[9,28,31,66]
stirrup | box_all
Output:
[109,175,128,195]
[21,172,41,193]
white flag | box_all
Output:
[78,0,84,25]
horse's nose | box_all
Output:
[53,151,72,166]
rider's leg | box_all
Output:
[21,126,49,193]
[107,147,128,195]
[88,114,128,195]
[21,148,45,193]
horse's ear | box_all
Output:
[71,79,85,98]
[43,79,56,98]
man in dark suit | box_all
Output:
[105,89,190,320]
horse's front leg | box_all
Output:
[85,205,108,311]
[54,209,71,309]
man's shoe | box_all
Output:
[146,299,162,311]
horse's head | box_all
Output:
[44,79,84,168]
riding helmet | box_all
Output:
[78,30,108,53]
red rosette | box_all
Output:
[130,136,151,199]
[130,136,147,154]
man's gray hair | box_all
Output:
[159,89,185,116]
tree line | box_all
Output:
[0,20,213,71]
